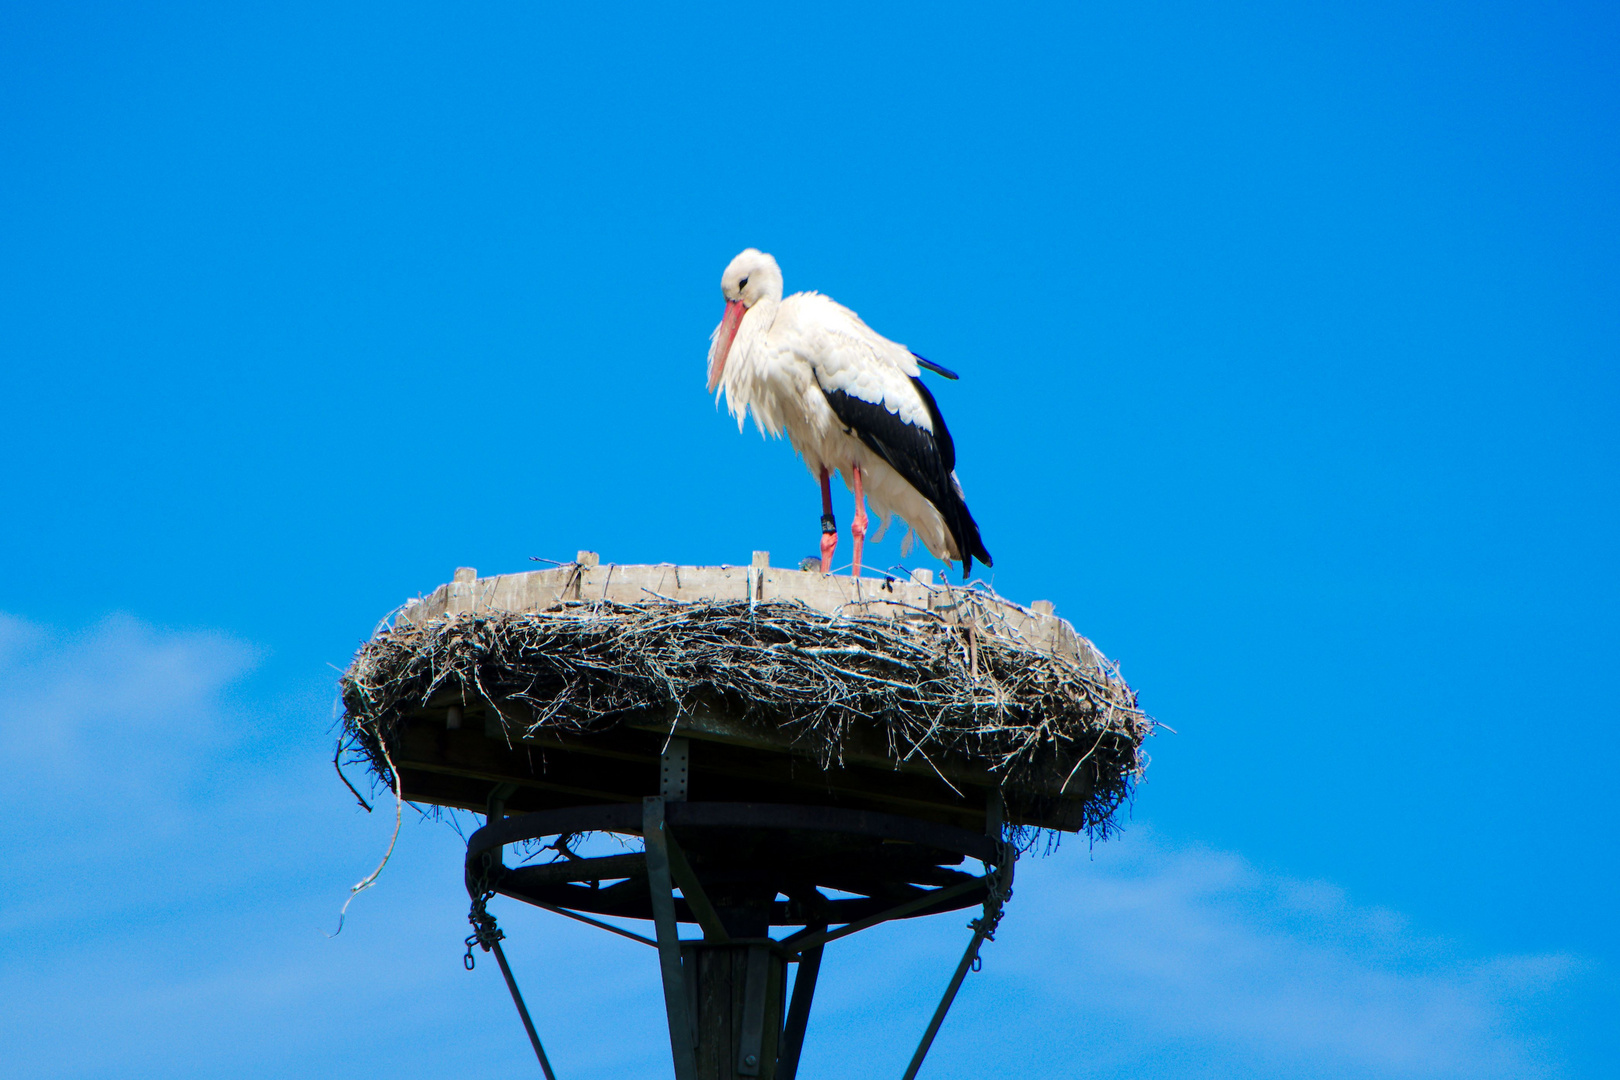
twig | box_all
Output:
[328,734,404,936]
[333,737,373,813]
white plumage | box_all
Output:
[706,248,991,578]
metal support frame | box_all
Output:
[465,793,1019,1080]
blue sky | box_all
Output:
[1,2,1615,1077]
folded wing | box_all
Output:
[788,295,992,576]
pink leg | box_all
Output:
[851,465,869,578]
[819,467,838,574]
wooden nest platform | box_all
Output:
[339,554,1153,839]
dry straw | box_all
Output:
[341,594,1154,841]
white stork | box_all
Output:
[706,248,992,580]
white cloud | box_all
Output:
[0,611,256,794]
[0,613,262,936]
[962,833,1583,1079]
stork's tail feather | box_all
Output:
[962,530,992,580]
[943,475,991,580]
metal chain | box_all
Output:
[464,888,504,970]
[967,839,1014,943]
[461,883,560,1080]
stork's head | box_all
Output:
[708,248,783,393]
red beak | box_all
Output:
[708,299,746,393]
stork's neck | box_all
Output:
[731,295,779,370]
[721,293,783,413]
[745,293,781,331]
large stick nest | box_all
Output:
[341,595,1155,840]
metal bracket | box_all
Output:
[735,944,771,1076]
[643,797,697,1080]
[486,781,519,822]
[661,737,689,801]
[481,782,519,880]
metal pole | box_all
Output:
[776,939,823,1080]
[898,921,991,1080]
[490,939,558,1080]
[901,818,1014,1080]
[663,827,730,943]
[780,878,983,954]
[643,796,698,1080]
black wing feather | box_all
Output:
[911,352,960,380]
[908,375,955,473]
[820,381,992,579]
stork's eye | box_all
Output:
[739,276,749,289]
